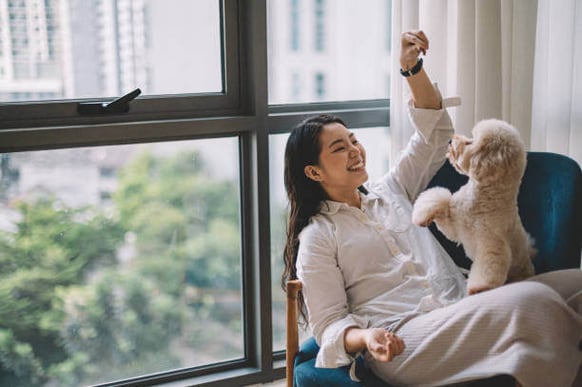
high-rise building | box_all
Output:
[0,0,149,102]
[0,0,62,100]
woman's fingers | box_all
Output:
[370,330,406,362]
[402,30,428,54]
[385,332,405,357]
[387,341,394,362]
[393,335,405,355]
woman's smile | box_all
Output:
[347,159,366,172]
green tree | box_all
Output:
[0,198,124,386]
[46,270,181,386]
[114,149,241,292]
[111,148,244,370]
[0,147,242,386]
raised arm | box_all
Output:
[384,30,457,201]
[400,30,440,110]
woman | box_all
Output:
[282,31,582,386]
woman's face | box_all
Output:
[305,122,368,199]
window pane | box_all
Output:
[0,137,243,386]
[0,0,222,103]
[270,126,391,351]
[268,0,392,104]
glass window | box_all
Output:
[315,71,325,99]
[290,0,300,51]
[0,137,243,386]
[0,0,222,103]
[268,0,392,104]
[314,0,325,52]
[291,71,301,100]
[270,126,391,352]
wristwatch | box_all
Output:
[400,57,423,77]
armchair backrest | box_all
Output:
[426,151,582,273]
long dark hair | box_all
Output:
[282,114,346,325]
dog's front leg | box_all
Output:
[412,187,452,227]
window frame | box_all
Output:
[0,1,391,385]
[0,0,240,132]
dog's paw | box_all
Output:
[467,267,507,295]
[412,187,452,227]
[411,209,435,227]
[467,284,493,295]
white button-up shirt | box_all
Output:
[296,95,467,369]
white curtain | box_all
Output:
[531,0,582,165]
[390,0,540,165]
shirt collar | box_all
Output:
[319,187,380,215]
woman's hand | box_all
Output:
[365,328,406,362]
[400,30,429,71]
[399,30,440,109]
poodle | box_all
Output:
[412,119,536,295]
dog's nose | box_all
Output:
[448,139,452,145]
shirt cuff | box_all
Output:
[314,314,368,368]
[407,84,461,144]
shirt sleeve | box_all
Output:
[387,84,461,202]
[296,220,368,368]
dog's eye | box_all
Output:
[465,140,473,145]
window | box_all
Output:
[0,1,391,386]
[268,0,392,104]
[290,0,300,51]
[0,0,238,129]
[0,139,243,386]
[1,0,222,102]
[314,0,325,52]
[315,71,325,99]
[291,71,301,101]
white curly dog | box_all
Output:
[412,119,536,295]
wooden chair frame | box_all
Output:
[286,279,302,387]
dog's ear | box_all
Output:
[469,119,527,184]
[469,137,510,183]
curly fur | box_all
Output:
[412,119,536,295]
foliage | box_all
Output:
[114,149,241,291]
[0,198,124,386]
[0,147,243,385]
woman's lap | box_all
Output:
[368,273,582,387]
[527,268,582,311]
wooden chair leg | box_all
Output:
[286,280,302,387]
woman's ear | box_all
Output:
[304,165,323,182]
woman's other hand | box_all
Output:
[400,30,428,71]
[365,328,406,362]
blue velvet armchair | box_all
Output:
[285,152,582,387]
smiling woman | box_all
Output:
[303,120,369,208]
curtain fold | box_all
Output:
[531,0,582,165]
[390,0,539,166]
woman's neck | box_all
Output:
[326,188,361,208]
